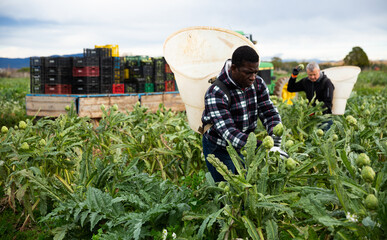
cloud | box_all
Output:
[0,0,386,60]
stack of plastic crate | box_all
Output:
[122,57,135,93]
[164,62,176,92]
[123,56,145,93]
[72,49,101,94]
[139,59,154,93]
[153,57,165,92]
[127,56,154,93]
[30,57,45,94]
[100,56,113,94]
[44,57,72,94]
[95,45,119,57]
[72,57,99,88]
[121,58,130,80]
[125,56,140,93]
[94,45,120,94]
[112,57,124,94]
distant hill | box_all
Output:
[2,54,331,69]
[0,58,30,69]
[0,53,83,69]
[261,56,324,63]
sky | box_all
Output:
[0,0,386,61]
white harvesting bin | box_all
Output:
[163,26,258,133]
[323,66,361,115]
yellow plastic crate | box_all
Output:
[124,69,129,79]
[95,44,119,57]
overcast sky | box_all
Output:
[0,0,386,61]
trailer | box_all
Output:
[26,91,185,119]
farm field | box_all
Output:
[0,69,386,239]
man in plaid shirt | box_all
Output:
[201,45,287,182]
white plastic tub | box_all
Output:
[163,26,258,133]
[323,66,361,115]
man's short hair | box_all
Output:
[232,45,259,67]
[306,62,320,72]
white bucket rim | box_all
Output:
[323,66,361,83]
[163,26,258,81]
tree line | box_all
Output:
[271,46,384,72]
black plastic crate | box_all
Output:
[154,73,165,83]
[130,65,153,78]
[127,59,139,67]
[154,82,165,92]
[72,84,100,94]
[125,82,137,93]
[84,48,112,58]
[30,57,45,66]
[136,75,153,83]
[30,66,43,74]
[141,59,153,66]
[143,65,153,76]
[165,73,175,81]
[45,57,72,67]
[45,75,72,84]
[73,57,99,67]
[144,75,153,83]
[101,75,113,84]
[137,81,154,93]
[152,57,165,69]
[100,84,112,94]
[45,67,72,76]
[114,79,124,84]
[131,66,141,77]
[125,56,150,67]
[97,48,112,57]
[30,84,44,94]
[100,57,113,67]
[100,66,113,76]
[84,48,98,57]
[72,77,99,85]
[31,74,44,85]
[120,57,126,67]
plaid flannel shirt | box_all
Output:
[201,60,281,151]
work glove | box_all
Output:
[270,146,289,159]
[270,135,289,159]
[291,64,304,78]
[272,135,281,147]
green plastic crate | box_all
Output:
[145,83,154,92]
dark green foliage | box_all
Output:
[1,71,386,239]
[0,78,31,127]
[41,170,192,240]
[344,46,370,69]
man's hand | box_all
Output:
[270,146,289,159]
[291,64,304,78]
[270,135,289,158]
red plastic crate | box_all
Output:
[72,66,100,77]
[165,63,172,73]
[164,80,175,92]
[44,84,71,94]
[112,83,124,94]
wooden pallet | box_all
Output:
[26,92,185,118]
[78,95,139,118]
[26,95,76,117]
[140,92,185,112]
